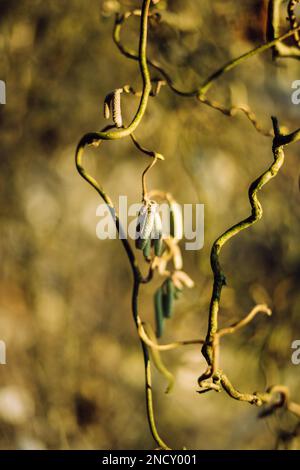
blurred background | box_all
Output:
[0,0,299,450]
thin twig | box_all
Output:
[138,320,204,351]
[113,9,300,136]
[75,0,171,450]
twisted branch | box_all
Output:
[113,8,300,136]
[198,117,300,418]
[75,1,300,450]
[75,0,170,450]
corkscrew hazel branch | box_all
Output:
[75,0,172,450]
[79,0,152,147]
[287,0,300,48]
[138,320,204,351]
[198,26,300,96]
[76,140,170,450]
[130,133,164,161]
[197,304,273,391]
[133,279,171,450]
[76,133,141,280]
[141,156,158,200]
[143,322,175,394]
[219,375,300,418]
[122,79,166,98]
[198,96,273,137]
[213,305,272,377]
[113,8,300,136]
[202,117,300,371]
[198,117,300,416]
[76,1,300,449]
[267,0,300,58]
[217,304,272,338]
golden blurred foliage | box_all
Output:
[0,0,299,450]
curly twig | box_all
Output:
[199,117,300,416]
[202,117,300,370]
[267,0,300,58]
[75,0,171,450]
[217,304,272,338]
[78,0,152,146]
[138,320,204,351]
[75,1,300,449]
[113,8,300,136]
[288,0,300,48]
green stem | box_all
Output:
[114,9,300,98]
[75,143,140,274]
[202,118,299,369]
[199,24,300,95]
[80,0,151,145]
[132,280,171,450]
[75,138,170,451]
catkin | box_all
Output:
[173,245,183,270]
[111,89,123,128]
[154,239,163,257]
[151,212,163,257]
[104,92,112,119]
[162,278,175,319]
[175,270,194,288]
[154,287,164,338]
[153,276,182,336]
[143,238,151,260]
[174,286,182,300]
[169,201,183,241]
[135,201,157,250]
[103,89,123,127]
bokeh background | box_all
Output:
[0,0,299,450]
